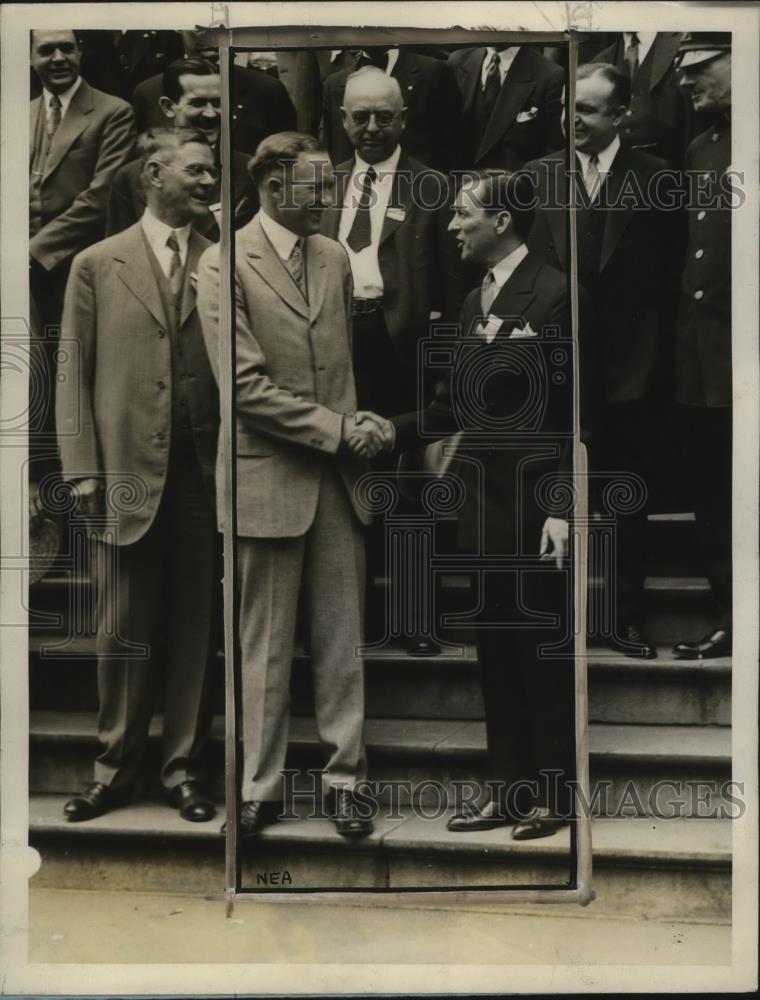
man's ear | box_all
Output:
[494,209,512,236]
[143,159,163,190]
[340,105,349,130]
[611,104,627,128]
[399,106,408,132]
[158,96,176,121]
[265,173,283,204]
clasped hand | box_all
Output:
[343,411,394,459]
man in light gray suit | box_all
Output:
[197,132,389,838]
[56,128,220,824]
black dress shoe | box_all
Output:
[511,807,567,841]
[169,781,216,822]
[64,781,131,822]
[673,628,731,660]
[447,798,514,832]
[610,623,657,659]
[330,789,374,838]
[406,635,442,657]
[221,800,281,837]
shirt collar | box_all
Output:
[576,133,621,174]
[483,46,520,82]
[623,31,657,61]
[489,243,529,292]
[43,75,82,116]
[140,206,192,257]
[354,143,402,177]
[258,209,301,261]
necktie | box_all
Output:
[47,93,62,141]
[346,166,377,254]
[624,32,640,81]
[584,154,601,204]
[480,269,497,315]
[166,230,183,298]
[286,238,307,297]
[481,51,501,120]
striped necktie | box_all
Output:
[166,230,183,298]
[624,33,640,81]
[47,93,62,141]
[287,238,307,298]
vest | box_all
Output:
[575,182,607,293]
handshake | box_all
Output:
[342,411,395,459]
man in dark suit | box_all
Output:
[591,32,692,166]
[132,29,296,156]
[29,29,136,330]
[197,133,386,839]
[321,67,464,656]
[322,47,464,172]
[56,128,220,823]
[526,63,682,659]
[672,34,732,660]
[384,170,576,840]
[448,45,564,171]
[107,57,254,240]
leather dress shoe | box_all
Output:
[221,800,281,837]
[673,628,731,660]
[511,807,567,841]
[64,781,131,822]
[406,635,442,657]
[447,798,514,832]
[610,623,657,659]
[169,781,216,822]
[330,789,374,838]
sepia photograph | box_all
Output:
[1,0,757,993]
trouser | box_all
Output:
[236,466,367,802]
[93,443,218,791]
[474,568,575,818]
[679,403,732,628]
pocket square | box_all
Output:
[509,322,537,338]
[516,107,539,123]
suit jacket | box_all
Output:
[81,29,185,101]
[106,149,255,241]
[525,144,683,405]
[449,46,564,170]
[132,64,297,156]
[592,33,692,167]
[392,253,574,555]
[321,50,465,173]
[56,223,218,545]
[29,80,136,271]
[196,215,372,538]
[321,152,465,367]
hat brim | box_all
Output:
[678,49,728,70]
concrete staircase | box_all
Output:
[27,512,733,921]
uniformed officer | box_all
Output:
[672,33,733,660]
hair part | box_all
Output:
[138,126,211,184]
[162,56,218,104]
[576,62,631,111]
[465,169,536,242]
[248,131,324,189]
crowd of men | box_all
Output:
[29,29,733,843]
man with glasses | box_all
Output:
[107,57,254,240]
[56,128,220,824]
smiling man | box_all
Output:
[56,128,220,825]
[107,57,253,239]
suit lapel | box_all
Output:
[543,154,569,270]
[379,153,415,247]
[114,224,167,329]
[243,217,310,320]
[392,50,421,110]
[43,80,94,181]
[29,98,44,165]
[321,164,348,240]
[488,254,538,335]
[179,230,206,327]
[648,33,681,92]
[457,48,486,114]
[600,146,637,271]
[476,48,536,163]
[304,237,328,320]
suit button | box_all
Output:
[694,290,704,300]
[157,380,166,389]
[158,329,165,338]
[711,132,720,142]
[157,432,166,441]
[625,109,632,117]
[695,249,704,259]
[697,210,706,221]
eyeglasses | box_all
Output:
[348,110,399,128]
[155,161,219,180]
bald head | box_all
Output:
[341,66,406,163]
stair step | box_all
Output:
[28,795,731,922]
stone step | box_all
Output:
[28,795,731,923]
[29,712,733,815]
[28,638,730,727]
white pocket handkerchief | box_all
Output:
[386,206,407,222]
[509,322,537,338]
[477,314,504,344]
[516,106,539,123]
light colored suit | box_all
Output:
[197,214,370,802]
[56,222,219,791]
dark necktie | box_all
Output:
[346,166,377,254]
[624,32,640,81]
[481,51,501,120]
[47,93,62,141]
[286,238,307,297]
[584,153,601,204]
[166,230,183,298]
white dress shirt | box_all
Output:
[258,208,300,261]
[576,133,621,195]
[141,207,192,278]
[623,31,657,64]
[479,243,529,342]
[338,144,402,299]
[43,75,82,122]
[481,46,520,88]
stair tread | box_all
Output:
[29,711,732,763]
[29,794,731,865]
